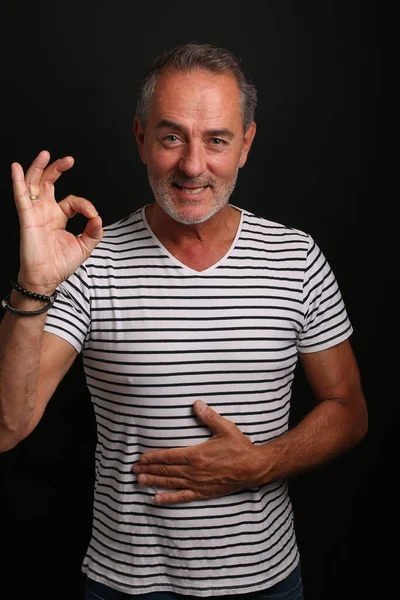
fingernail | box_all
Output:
[196,400,206,413]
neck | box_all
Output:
[145,202,240,247]
[144,202,241,272]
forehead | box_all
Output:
[149,68,242,128]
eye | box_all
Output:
[164,135,179,143]
[208,138,229,150]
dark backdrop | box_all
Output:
[0,2,394,599]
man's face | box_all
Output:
[134,69,256,225]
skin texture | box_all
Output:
[134,69,256,227]
[0,152,102,450]
[11,152,103,294]
[133,339,368,505]
[0,68,368,507]
[134,69,256,271]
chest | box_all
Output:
[162,239,234,271]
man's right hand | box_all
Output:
[11,149,103,295]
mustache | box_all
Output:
[171,176,215,187]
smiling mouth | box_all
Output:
[173,184,209,195]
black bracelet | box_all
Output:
[1,294,56,316]
[10,280,56,302]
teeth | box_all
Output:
[181,187,205,195]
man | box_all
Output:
[0,42,367,600]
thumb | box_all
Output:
[193,400,232,434]
[79,215,104,255]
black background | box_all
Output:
[0,2,395,599]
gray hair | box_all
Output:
[136,42,257,132]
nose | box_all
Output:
[178,142,206,178]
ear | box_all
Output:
[133,116,147,164]
[239,121,257,168]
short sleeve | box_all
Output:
[44,265,91,353]
[298,236,353,353]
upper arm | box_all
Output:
[299,339,368,434]
[20,331,78,440]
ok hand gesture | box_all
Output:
[11,150,103,294]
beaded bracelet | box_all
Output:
[1,281,58,316]
[10,279,55,302]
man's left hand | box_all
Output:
[132,400,265,504]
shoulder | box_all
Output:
[100,207,145,241]
[237,206,311,244]
[89,207,150,255]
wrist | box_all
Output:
[2,280,58,317]
[253,441,284,485]
[10,280,56,302]
[9,289,49,308]
[16,275,58,298]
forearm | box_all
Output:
[0,291,47,447]
[131,394,368,504]
[256,395,368,485]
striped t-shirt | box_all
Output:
[44,205,353,596]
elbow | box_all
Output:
[0,432,22,453]
[0,403,36,453]
[0,422,30,453]
[352,403,369,446]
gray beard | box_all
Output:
[147,170,239,225]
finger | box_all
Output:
[77,216,103,259]
[193,400,234,434]
[154,490,198,505]
[23,150,51,197]
[137,473,191,490]
[79,215,104,247]
[133,463,190,477]
[40,155,75,191]
[25,152,74,193]
[58,195,100,220]
[138,447,191,466]
[58,195,103,256]
[11,162,32,211]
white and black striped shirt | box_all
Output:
[44,205,353,596]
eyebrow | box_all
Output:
[156,119,235,140]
